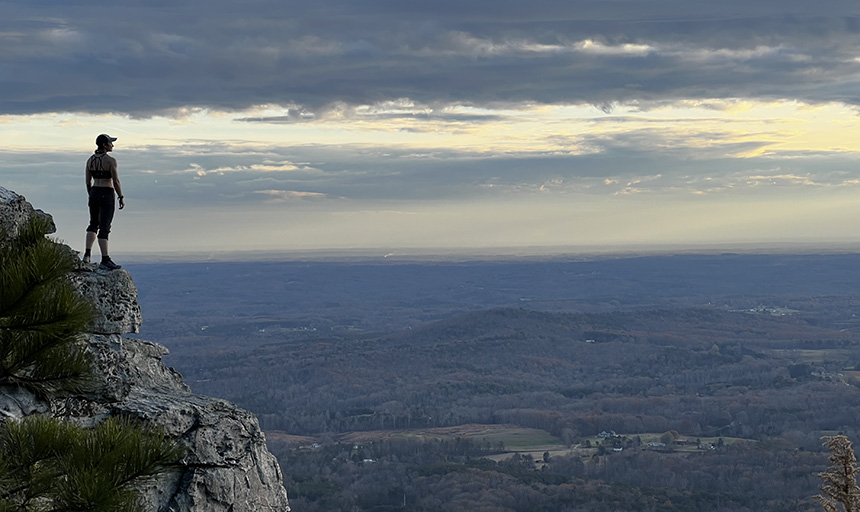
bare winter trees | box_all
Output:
[818,435,860,512]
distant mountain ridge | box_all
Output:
[402,306,837,348]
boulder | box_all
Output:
[68,268,143,334]
[0,186,55,245]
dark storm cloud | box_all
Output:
[3,0,860,116]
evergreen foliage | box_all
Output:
[0,415,185,512]
[817,435,860,512]
[0,216,186,511]
[0,217,95,396]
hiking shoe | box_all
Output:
[100,258,122,271]
[82,254,91,264]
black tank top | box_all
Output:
[89,153,112,179]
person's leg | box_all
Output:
[82,232,96,263]
[96,190,115,256]
[84,191,99,263]
[99,238,121,269]
[96,189,120,269]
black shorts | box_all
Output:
[86,187,115,239]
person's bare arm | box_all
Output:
[110,160,125,209]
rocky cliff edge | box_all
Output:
[0,187,290,512]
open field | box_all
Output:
[267,424,754,462]
[769,348,856,364]
[274,423,564,449]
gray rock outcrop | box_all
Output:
[68,268,143,335]
[0,187,290,512]
[0,186,55,245]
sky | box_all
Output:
[3,0,860,257]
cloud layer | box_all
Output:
[5,1,860,253]
[4,1,860,116]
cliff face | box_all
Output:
[0,187,290,512]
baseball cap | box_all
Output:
[96,134,118,146]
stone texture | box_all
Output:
[68,268,143,334]
[53,335,290,512]
[0,386,48,420]
[0,186,55,245]
[0,187,290,512]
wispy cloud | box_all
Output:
[255,189,328,201]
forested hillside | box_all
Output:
[172,307,859,440]
[127,255,860,511]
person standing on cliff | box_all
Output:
[83,133,125,270]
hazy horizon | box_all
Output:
[107,238,860,264]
